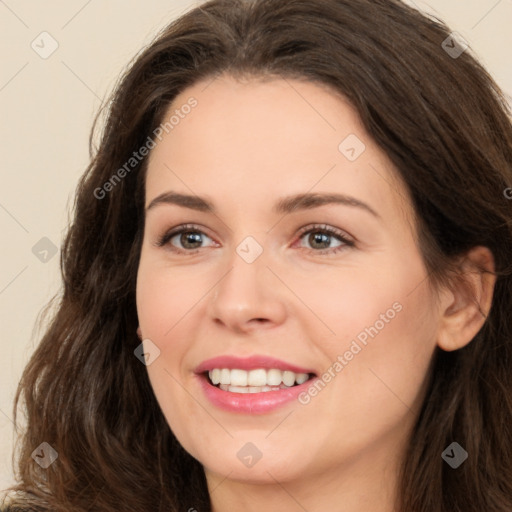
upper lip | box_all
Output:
[195,355,316,375]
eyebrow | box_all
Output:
[146,191,379,218]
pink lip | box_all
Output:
[194,355,317,414]
[196,373,317,414]
[195,355,315,374]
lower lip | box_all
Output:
[197,373,316,414]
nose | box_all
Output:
[206,247,287,334]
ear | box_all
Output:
[437,246,496,352]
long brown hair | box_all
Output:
[4,0,512,510]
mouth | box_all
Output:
[204,368,316,393]
[195,355,318,413]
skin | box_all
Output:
[135,75,495,512]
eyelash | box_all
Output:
[155,223,355,256]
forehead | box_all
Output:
[145,74,413,226]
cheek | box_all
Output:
[136,260,204,438]
[300,227,436,346]
[315,277,438,440]
[136,255,206,341]
[290,258,422,350]
[300,249,439,410]
[135,256,203,410]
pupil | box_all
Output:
[181,232,202,248]
[310,232,329,249]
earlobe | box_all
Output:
[436,246,496,352]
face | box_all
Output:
[136,75,443,487]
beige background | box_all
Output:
[0,0,511,492]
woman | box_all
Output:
[3,0,512,510]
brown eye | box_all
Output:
[177,231,204,249]
[296,224,355,255]
[156,224,216,253]
[306,231,335,250]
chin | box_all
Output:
[195,440,309,484]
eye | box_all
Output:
[155,223,354,255]
[155,224,216,253]
[295,224,355,255]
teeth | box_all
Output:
[296,373,309,384]
[267,369,282,386]
[282,371,295,387]
[210,369,221,385]
[230,369,248,387]
[208,368,310,388]
[219,384,289,393]
[220,368,231,385]
[248,369,267,386]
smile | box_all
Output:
[207,368,311,393]
[195,355,318,413]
